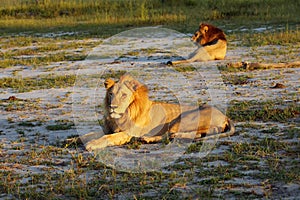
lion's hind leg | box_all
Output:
[194,120,235,141]
[168,47,213,65]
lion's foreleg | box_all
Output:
[85,132,132,150]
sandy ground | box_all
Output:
[0,27,299,199]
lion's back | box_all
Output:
[205,39,227,60]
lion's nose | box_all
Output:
[109,105,117,111]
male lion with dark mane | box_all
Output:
[167,23,227,65]
[86,75,234,150]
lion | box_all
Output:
[167,23,227,65]
[86,74,235,150]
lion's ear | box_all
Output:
[104,78,115,89]
[203,25,209,33]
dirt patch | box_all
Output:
[0,28,299,199]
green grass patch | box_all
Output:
[174,65,196,72]
[18,120,42,127]
[227,99,300,122]
[0,53,86,69]
[0,35,101,49]
[0,0,299,36]
[261,127,280,134]
[0,74,76,92]
[284,127,300,139]
[232,138,288,156]
[0,98,41,111]
[218,65,245,73]
[100,69,127,80]
[186,141,203,153]
[46,123,74,131]
[239,29,300,47]
[223,74,253,85]
[252,158,300,183]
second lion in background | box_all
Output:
[168,23,227,65]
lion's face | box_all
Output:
[106,81,134,119]
[191,23,226,47]
[104,75,146,120]
[191,24,208,45]
[191,30,201,44]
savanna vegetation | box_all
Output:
[0,0,299,199]
[0,0,299,36]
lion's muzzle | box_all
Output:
[110,112,122,119]
[109,105,123,119]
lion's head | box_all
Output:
[191,23,226,46]
[104,75,149,120]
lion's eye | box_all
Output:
[121,93,127,98]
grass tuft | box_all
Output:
[0,74,76,92]
[0,0,299,36]
[228,99,300,122]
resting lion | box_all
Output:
[86,75,235,150]
[168,23,227,65]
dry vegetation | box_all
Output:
[0,0,299,199]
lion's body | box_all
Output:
[86,75,235,150]
[169,23,227,65]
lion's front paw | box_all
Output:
[139,135,163,143]
[85,137,111,151]
[139,136,151,143]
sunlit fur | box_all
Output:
[169,23,227,65]
[86,75,235,150]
